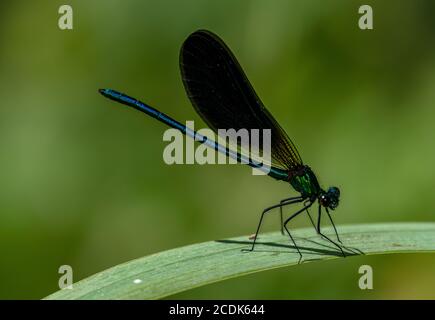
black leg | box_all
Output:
[325,208,364,255]
[244,197,303,252]
[279,196,302,235]
[282,202,313,262]
[305,207,316,229]
[317,205,345,257]
[325,208,342,243]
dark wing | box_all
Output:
[180,30,302,170]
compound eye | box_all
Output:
[328,186,340,197]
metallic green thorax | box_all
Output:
[269,166,322,199]
[289,166,321,198]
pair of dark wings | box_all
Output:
[179,30,302,171]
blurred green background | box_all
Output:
[0,0,434,299]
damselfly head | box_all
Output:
[320,186,340,210]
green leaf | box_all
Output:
[45,223,435,300]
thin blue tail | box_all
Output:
[99,89,286,179]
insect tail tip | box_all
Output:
[99,88,113,98]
